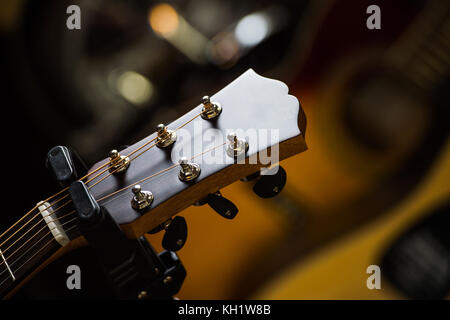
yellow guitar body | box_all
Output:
[254,140,450,299]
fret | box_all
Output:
[0,199,80,298]
[400,9,450,92]
[0,247,15,281]
[408,25,450,89]
[0,239,61,298]
[383,2,450,95]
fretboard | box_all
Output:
[387,2,450,93]
[0,198,80,298]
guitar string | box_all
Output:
[1,142,182,260]
[0,224,79,288]
[0,153,142,251]
[0,214,77,272]
[0,113,202,252]
[0,141,226,283]
[0,141,165,284]
[97,142,227,202]
[1,210,75,255]
[5,139,225,264]
[0,112,206,279]
[0,219,78,286]
[0,142,159,258]
[0,141,226,288]
[0,135,157,249]
[7,217,78,269]
[0,139,159,252]
[0,162,106,241]
[0,110,192,244]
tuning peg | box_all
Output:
[195,191,238,219]
[207,192,238,219]
[161,216,187,252]
[252,166,287,198]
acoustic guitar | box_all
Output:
[0,69,307,299]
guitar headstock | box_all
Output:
[86,69,307,238]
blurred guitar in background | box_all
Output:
[146,0,449,299]
[240,0,450,299]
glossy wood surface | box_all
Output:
[87,69,307,237]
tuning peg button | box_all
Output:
[252,166,287,198]
[162,216,187,252]
[207,192,238,219]
[194,192,239,219]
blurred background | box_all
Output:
[0,0,449,299]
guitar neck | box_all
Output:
[0,200,81,298]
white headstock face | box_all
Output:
[86,69,307,237]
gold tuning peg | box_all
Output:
[178,157,201,182]
[156,124,177,148]
[108,149,130,174]
[226,132,248,158]
[201,96,222,120]
[131,184,154,210]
